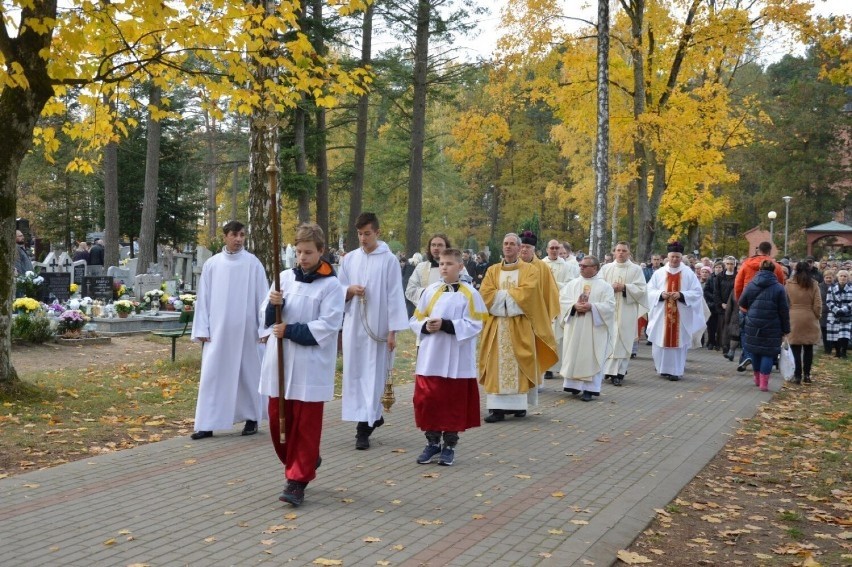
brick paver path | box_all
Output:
[0,345,776,566]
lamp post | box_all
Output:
[768,211,777,247]
[782,196,792,257]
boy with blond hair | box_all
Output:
[409,248,487,466]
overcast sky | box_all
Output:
[426,0,851,64]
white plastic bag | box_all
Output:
[779,341,795,382]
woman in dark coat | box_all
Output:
[714,257,737,356]
[738,260,790,392]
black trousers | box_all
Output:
[790,344,813,378]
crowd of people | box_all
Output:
[186,218,849,509]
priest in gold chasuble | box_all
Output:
[478,233,558,422]
[646,242,706,381]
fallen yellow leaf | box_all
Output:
[204,536,216,543]
[551,491,565,498]
[261,539,275,545]
[363,536,381,543]
[548,529,564,535]
[571,519,589,525]
[103,539,116,546]
[616,550,652,564]
[312,559,343,566]
[514,474,531,479]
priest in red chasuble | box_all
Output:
[646,242,706,381]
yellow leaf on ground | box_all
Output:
[571,520,589,525]
[204,536,216,543]
[313,559,343,566]
[363,536,381,543]
[284,512,298,520]
[616,550,652,564]
[472,514,485,520]
[377,562,390,566]
[22,483,39,489]
[581,560,595,565]
[118,529,131,535]
[552,491,565,498]
[392,545,404,551]
[260,539,275,545]
[514,474,531,479]
[548,529,564,535]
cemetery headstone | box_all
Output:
[40,272,71,302]
[135,274,163,299]
[87,265,105,277]
[83,276,114,302]
[72,260,87,284]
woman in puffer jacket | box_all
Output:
[738,260,791,392]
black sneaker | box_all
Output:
[438,446,455,466]
[355,434,370,450]
[668,375,681,381]
[803,375,812,384]
[580,391,593,402]
[190,431,213,440]
[241,420,258,436]
[544,371,555,380]
[736,358,752,372]
[612,375,624,386]
[279,480,307,507]
[416,444,442,464]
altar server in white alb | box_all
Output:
[339,212,409,450]
[542,239,575,380]
[191,220,268,439]
[646,241,706,381]
[600,241,648,386]
[559,256,616,401]
[259,223,345,507]
[409,248,487,467]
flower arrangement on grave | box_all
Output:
[113,280,127,300]
[46,302,66,316]
[57,309,89,337]
[11,304,53,344]
[142,289,164,310]
[113,300,134,315]
[13,297,41,314]
[161,293,172,306]
[179,293,195,308]
[69,283,79,294]
[132,301,143,314]
[15,271,44,299]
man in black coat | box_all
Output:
[89,239,105,266]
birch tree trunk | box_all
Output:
[136,84,162,276]
[312,0,330,237]
[405,0,430,256]
[347,2,373,252]
[590,0,610,258]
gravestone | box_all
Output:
[83,276,114,302]
[107,266,132,291]
[135,274,162,299]
[164,279,179,296]
[126,258,138,277]
[119,246,130,260]
[40,272,71,302]
[57,252,73,273]
[172,253,192,285]
[40,251,58,272]
[72,260,87,284]
[88,265,105,277]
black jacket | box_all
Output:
[738,270,790,357]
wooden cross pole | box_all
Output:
[267,158,285,444]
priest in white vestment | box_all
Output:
[542,239,575,379]
[560,256,616,401]
[600,241,648,386]
[339,213,409,450]
[646,242,706,381]
[191,221,269,439]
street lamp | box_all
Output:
[782,196,792,257]
[767,211,777,246]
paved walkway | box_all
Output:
[0,344,778,566]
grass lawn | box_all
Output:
[1,331,417,477]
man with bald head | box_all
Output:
[478,233,557,422]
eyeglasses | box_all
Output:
[579,264,596,268]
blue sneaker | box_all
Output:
[438,445,455,466]
[416,444,442,464]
